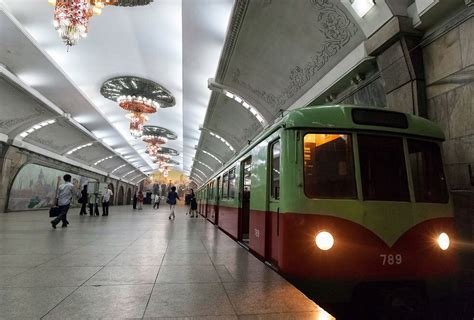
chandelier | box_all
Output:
[101,77,175,138]
[49,0,117,47]
[142,125,177,157]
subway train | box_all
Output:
[196,105,457,310]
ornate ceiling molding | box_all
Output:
[215,0,249,83]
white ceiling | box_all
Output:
[0,0,234,175]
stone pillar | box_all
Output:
[0,144,28,213]
[365,16,426,116]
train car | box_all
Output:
[196,105,456,306]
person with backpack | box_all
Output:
[167,186,179,220]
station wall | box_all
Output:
[0,143,136,213]
[423,15,474,249]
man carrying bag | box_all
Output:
[50,174,75,229]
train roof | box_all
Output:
[197,105,445,189]
[279,105,445,140]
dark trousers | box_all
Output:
[102,201,109,216]
[52,204,70,226]
[80,202,87,215]
[153,201,160,209]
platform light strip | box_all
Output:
[19,119,56,138]
[122,170,135,178]
[191,174,203,183]
[111,164,126,174]
[194,159,213,171]
[94,156,114,166]
[192,171,205,181]
[201,150,223,164]
[193,167,207,177]
[130,174,143,181]
[208,131,235,152]
[66,142,93,155]
[224,90,266,125]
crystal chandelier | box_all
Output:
[142,125,177,158]
[101,77,176,138]
[49,0,118,47]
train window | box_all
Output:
[229,168,236,199]
[271,140,280,200]
[358,135,410,201]
[304,134,355,199]
[408,139,449,203]
[222,173,229,199]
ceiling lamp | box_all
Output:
[101,76,175,138]
[142,125,178,157]
[49,0,118,47]
[115,0,154,6]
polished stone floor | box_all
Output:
[0,205,334,319]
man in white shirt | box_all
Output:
[51,174,75,229]
[102,186,113,216]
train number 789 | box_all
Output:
[380,254,402,266]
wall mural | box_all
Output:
[8,163,95,211]
[144,169,190,198]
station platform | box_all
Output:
[0,205,334,319]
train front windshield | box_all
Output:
[303,133,449,203]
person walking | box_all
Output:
[167,186,179,220]
[184,191,191,215]
[79,184,88,216]
[132,191,137,210]
[189,189,198,218]
[137,191,144,210]
[102,186,113,216]
[51,174,75,229]
[153,194,160,209]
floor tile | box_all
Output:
[1,266,100,288]
[41,253,117,267]
[157,265,221,283]
[43,284,153,320]
[108,253,165,266]
[223,282,318,315]
[144,283,235,318]
[0,286,76,319]
[0,254,58,267]
[163,253,213,266]
[85,265,159,285]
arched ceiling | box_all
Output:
[2,0,455,186]
[191,0,366,182]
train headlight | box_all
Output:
[437,233,450,250]
[315,231,334,250]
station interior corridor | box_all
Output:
[0,204,332,319]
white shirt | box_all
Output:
[57,182,75,206]
[103,189,113,202]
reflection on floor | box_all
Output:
[0,205,334,319]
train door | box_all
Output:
[215,176,220,224]
[240,157,252,245]
[267,139,281,267]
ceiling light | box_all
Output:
[49,0,119,48]
[122,170,135,178]
[111,164,126,174]
[194,159,213,172]
[101,77,176,138]
[93,155,114,166]
[19,119,56,138]
[193,167,207,177]
[201,150,223,164]
[142,125,177,158]
[66,142,93,155]
[207,130,235,152]
[350,0,375,17]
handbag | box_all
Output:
[49,206,60,217]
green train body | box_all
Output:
[197,105,456,302]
